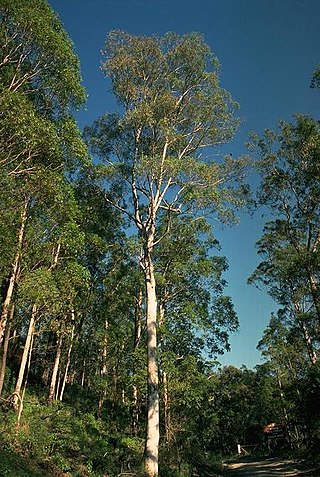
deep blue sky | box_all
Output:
[49,0,320,368]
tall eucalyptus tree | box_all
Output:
[86,31,247,476]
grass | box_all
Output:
[0,449,47,477]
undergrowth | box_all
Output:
[0,393,145,477]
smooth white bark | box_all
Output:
[48,332,63,404]
[13,303,37,410]
[144,250,159,477]
[59,312,75,401]
[0,199,28,344]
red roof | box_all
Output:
[263,422,283,433]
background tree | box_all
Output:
[249,114,320,452]
[0,0,88,414]
[249,115,320,358]
[311,64,320,89]
[0,0,86,345]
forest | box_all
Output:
[0,1,320,476]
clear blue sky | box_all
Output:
[49,0,320,369]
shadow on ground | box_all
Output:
[225,457,320,476]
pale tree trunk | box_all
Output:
[48,331,63,404]
[41,332,54,386]
[308,231,320,324]
[307,268,320,325]
[293,300,317,364]
[276,372,300,446]
[132,288,142,435]
[0,199,28,344]
[43,242,63,395]
[162,370,170,445]
[134,289,143,349]
[132,384,139,435]
[277,373,291,442]
[59,309,75,401]
[159,302,171,445]
[17,331,34,426]
[42,362,50,386]
[13,303,37,410]
[0,304,14,396]
[144,245,159,477]
[111,367,118,411]
[301,320,317,365]
[68,370,76,385]
[98,317,109,415]
[81,359,86,388]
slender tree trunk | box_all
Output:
[13,303,37,410]
[132,288,142,435]
[307,267,320,324]
[42,364,50,386]
[17,331,34,426]
[47,241,62,401]
[48,331,63,404]
[98,317,109,415]
[159,301,170,445]
[0,304,14,396]
[294,300,317,364]
[81,359,86,388]
[134,289,143,350]
[0,199,28,344]
[144,245,159,477]
[162,370,170,444]
[276,372,298,447]
[301,320,317,364]
[41,332,54,386]
[59,310,75,401]
[132,385,139,434]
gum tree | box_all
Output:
[249,115,320,364]
[0,0,86,344]
[86,30,247,477]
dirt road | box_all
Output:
[226,458,319,476]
